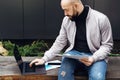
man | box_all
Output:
[30,0,113,80]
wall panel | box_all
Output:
[0,0,23,39]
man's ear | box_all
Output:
[73,3,79,12]
[74,3,79,9]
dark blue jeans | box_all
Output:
[58,50,107,80]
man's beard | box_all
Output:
[70,15,77,21]
[70,13,79,21]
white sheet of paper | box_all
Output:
[62,54,88,60]
[45,60,61,70]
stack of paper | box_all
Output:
[45,60,61,70]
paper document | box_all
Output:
[56,54,88,60]
[45,60,61,70]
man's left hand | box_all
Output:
[79,57,94,66]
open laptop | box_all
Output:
[13,44,46,75]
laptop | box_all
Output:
[13,45,46,75]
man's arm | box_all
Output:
[91,16,113,62]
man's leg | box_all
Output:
[58,50,90,80]
[88,60,107,80]
[58,57,76,80]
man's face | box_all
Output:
[61,3,78,19]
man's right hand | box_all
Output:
[29,58,45,67]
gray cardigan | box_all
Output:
[42,7,113,62]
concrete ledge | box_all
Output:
[0,56,120,80]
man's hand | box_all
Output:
[29,58,45,67]
[79,57,94,66]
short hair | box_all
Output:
[61,0,81,3]
[72,0,81,2]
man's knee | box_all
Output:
[59,70,66,77]
[89,72,105,80]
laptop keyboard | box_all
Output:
[25,63,35,72]
[23,62,46,74]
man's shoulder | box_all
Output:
[62,16,73,26]
[63,16,71,22]
[90,8,107,19]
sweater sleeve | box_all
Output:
[92,16,113,62]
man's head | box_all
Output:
[61,0,84,19]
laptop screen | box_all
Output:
[13,44,23,65]
[13,44,46,74]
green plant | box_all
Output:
[19,40,49,56]
[2,40,15,56]
[109,53,120,57]
[2,40,49,56]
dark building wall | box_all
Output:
[0,0,120,40]
[0,0,23,39]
